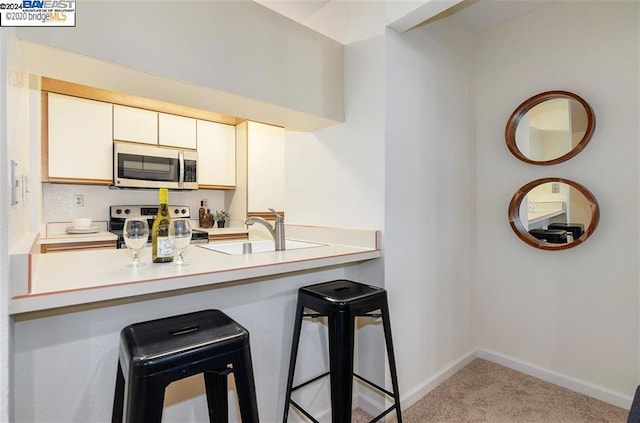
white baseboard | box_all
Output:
[341,347,634,419]
[476,348,634,410]
[355,351,477,419]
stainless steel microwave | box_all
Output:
[113,143,198,190]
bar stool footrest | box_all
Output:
[289,400,321,423]
[290,398,397,423]
[370,405,399,423]
[353,372,395,398]
[291,371,330,392]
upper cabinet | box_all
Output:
[113,105,158,145]
[44,93,113,184]
[159,113,197,149]
[225,120,284,224]
[247,121,285,214]
[41,77,240,188]
[114,107,198,150]
[197,120,236,189]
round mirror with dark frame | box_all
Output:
[508,178,599,250]
[505,91,595,165]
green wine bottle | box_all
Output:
[151,188,173,263]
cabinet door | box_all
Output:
[158,113,196,149]
[113,105,157,145]
[197,120,236,188]
[46,93,113,184]
[247,121,285,213]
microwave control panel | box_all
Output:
[184,160,197,183]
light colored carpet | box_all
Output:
[354,358,629,423]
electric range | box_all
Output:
[108,205,209,249]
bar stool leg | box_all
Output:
[381,303,402,423]
[125,375,166,423]
[111,362,125,423]
[232,347,260,423]
[327,310,355,423]
[204,369,229,423]
[282,301,305,422]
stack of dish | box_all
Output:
[66,218,99,234]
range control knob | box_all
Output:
[115,209,122,215]
[181,209,187,215]
[174,208,180,215]
[124,209,131,215]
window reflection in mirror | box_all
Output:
[509,178,599,250]
[506,91,595,165]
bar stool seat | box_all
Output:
[112,309,259,423]
[283,279,402,423]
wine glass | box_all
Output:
[123,218,149,267]
[169,219,192,265]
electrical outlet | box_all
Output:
[74,194,84,207]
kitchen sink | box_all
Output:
[200,239,324,255]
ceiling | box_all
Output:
[254,0,428,44]
[254,0,554,45]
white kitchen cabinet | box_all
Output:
[197,120,236,189]
[46,93,113,184]
[113,104,158,145]
[158,113,197,149]
[226,121,284,235]
[247,121,285,214]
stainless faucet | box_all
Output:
[245,208,285,250]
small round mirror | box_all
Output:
[505,91,595,165]
[508,178,599,250]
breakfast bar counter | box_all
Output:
[10,224,380,315]
[11,225,383,423]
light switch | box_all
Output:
[10,159,18,205]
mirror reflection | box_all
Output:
[506,91,595,165]
[508,178,599,250]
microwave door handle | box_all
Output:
[178,150,185,187]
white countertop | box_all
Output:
[528,208,566,224]
[40,231,118,244]
[10,225,380,315]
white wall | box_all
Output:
[285,36,385,230]
[475,1,639,404]
[384,17,476,408]
[16,1,344,128]
[6,38,32,245]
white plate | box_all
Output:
[66,226,100,234]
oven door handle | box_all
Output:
[178,150,185,187]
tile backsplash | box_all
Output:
[42,183,226,223]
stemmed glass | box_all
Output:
[123,218,149,267]
[169,219,192,266]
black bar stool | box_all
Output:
[282,279,402,423]
[112,309,259,423]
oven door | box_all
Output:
[113,143,197,189]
